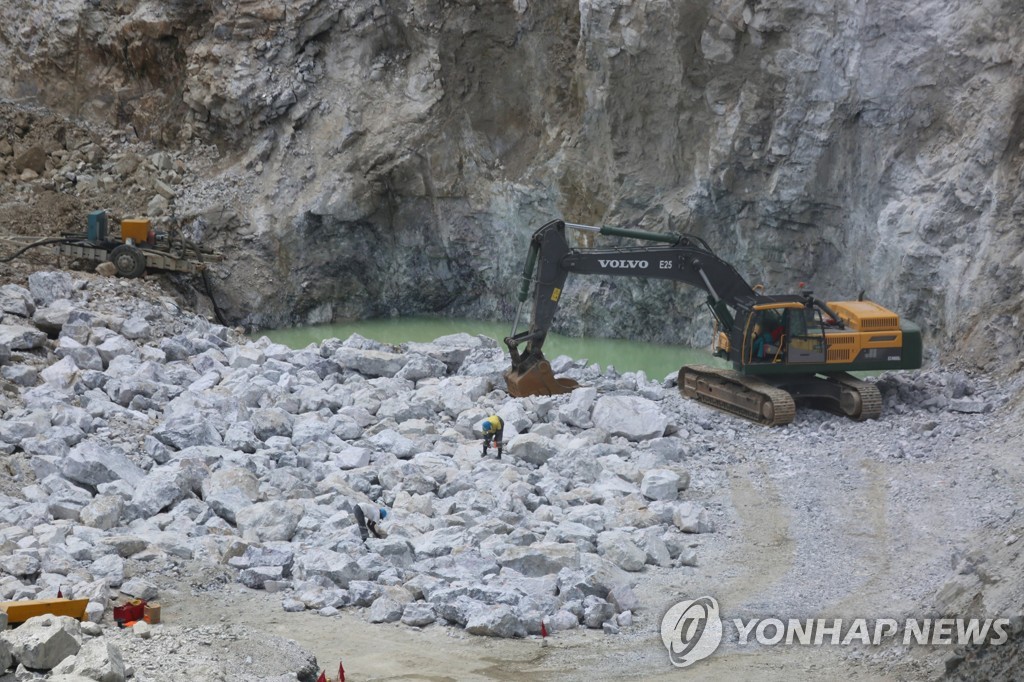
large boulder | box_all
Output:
[464,603,527,638]
[334,347,407,377]
[151,414,223,449]
[235,500,305,542]
[61,440,146,489]
[582,595,615,629]
[401,602,437,627]
[673,501,713,534]
[591,395,668,441]
[557,386,597,428]
[202,467,261,524]
[79,495,124,531]
[496,543,580,577]
[13,145,47,175]
[640,469,681,501]
[596,531,647,572]
[33,299,75,335]
[27,271,74,307]
[124,459,208,522]
[292,548,367,588]
[250,407,294,440]
[506,433,560,466]
[0,324,47,351]
[0,284,35,317]
[51,637,125,681]
[5,615,82,670]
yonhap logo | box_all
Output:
[661,596,723,668]
[659,595,1009,669]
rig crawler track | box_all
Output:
[831,372,882,421]
[679,365,797,426]
[678,366,883,425]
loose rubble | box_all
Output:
[0,270,1021,679]
[0,270,707,678]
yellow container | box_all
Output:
[120,218,151,244]
[0,598,89,624]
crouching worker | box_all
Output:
[480,414,504,459]
[354,503,388,542]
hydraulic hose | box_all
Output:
[0,237,73,263]
[4,232,230,328]
[181,236,228,327]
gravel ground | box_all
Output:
[1,264,1019,681]
[136,374,1023,682]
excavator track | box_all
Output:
[678,365,797,426]
[830,373,882,421]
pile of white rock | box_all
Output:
[0,270,714,665]
[1,268,1013,679]
[0,610,318,681]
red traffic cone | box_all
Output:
[540,620,548,638]
[338,659,346,682]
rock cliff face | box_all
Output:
[2,0,1022,369]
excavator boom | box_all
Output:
[504,219,755,366]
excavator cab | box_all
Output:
[744,309,786,363]
[737,300,841,366]
[784,306,828,363]
[734,301,799,366]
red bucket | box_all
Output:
[113,599,146,623]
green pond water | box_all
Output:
[256,318,728,380]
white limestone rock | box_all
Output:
[591,395,668,441]
[5,615,82,670]
[639,469,681,501]
[672,501,713,534]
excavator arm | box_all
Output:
[504,219,759,395]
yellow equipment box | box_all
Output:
[120,218,151,244]
[0,598,89,624]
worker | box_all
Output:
[480,414,504,458]
[751,323,774,360]
[354,503,388,541]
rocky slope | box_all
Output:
[2,0,1022,370]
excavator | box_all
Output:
[503,219,922,426]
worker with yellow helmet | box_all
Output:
[480,414,504,459]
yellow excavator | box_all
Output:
[503,219,922,426]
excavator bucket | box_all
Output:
[504,359,579,397]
